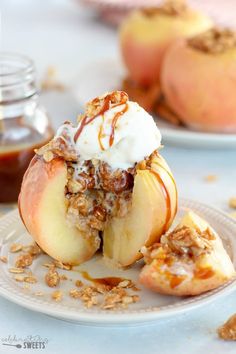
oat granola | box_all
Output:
[188,28,236,54]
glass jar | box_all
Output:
[0,53,54,203]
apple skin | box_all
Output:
[103,154,178,267]
[161,39,236,132]
[120,9,212,86]
[18,156,100,265]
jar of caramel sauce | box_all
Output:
[0,53,53,203]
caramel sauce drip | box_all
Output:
[109,103,128,147]
[170,275,186,289]
[194,267,215,280]
[152,156,178,217]
[149,169,172,233]
[98,115,105,151]
[80,271,126,288]
[74,92,128,149]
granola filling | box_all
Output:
[38,139,158,239]
[188,28,236,54]
[143,225,215,265]
[142,1,188,18]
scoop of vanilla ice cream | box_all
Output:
[56,100,161,170]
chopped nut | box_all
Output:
[218,314,236,340]
[229,197,236,209]
[75,280,83,287]
[45,266,60,287]
[0,256,7,263]
[9,267,25,274]
[10,243,23,253]
[24,276,37,284]
[15,254,33,268]
[204,175,218,182]
[51,290,63,302]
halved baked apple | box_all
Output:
[19,91,177,266]
[140,211,235,296]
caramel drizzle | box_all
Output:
[152,159,178,217]
[98,115,105,151]
[149,169,172,233]
[109,104,128,147]
[74,92,128,149]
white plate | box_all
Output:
[73,59,236,149]
[0,199,236,326]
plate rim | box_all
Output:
[0,199,236,325]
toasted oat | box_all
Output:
[10,243,23,253]
[45,266,60,287]
[24,243,42,256]
[9,267,25,274]
[75,280,83,288]
[118,280,131,288]
[53,260,72,271]
[218,314,236,340]
[43,150,54,163]
[24,276,37,284]
[15,253,33,268]
[42,262,54,268]
[14,275,25,282]
[204,174,218,182]
[69,289,81,299]
[229,197,236,209]
[0,256,7,263]
[51,290,63,302]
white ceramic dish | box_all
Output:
[73,59,236,149]
[0,199,236,326]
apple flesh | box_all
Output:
[120,8,212,86]
[161,39,236,132]
[18,156,100,265]
[140,211,235,296]
[103,154,177,267]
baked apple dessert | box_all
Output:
[162,28,236,132]
[120,0,212,87]
[140,211,235,296]
[19,91,177,266]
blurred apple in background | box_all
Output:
[119,1,212,87]
[161,28,236,132]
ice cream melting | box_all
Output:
[55,92,162,170]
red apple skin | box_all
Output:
[18,156,100,265]
[120,10,212,86]
[161,39,236,132]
